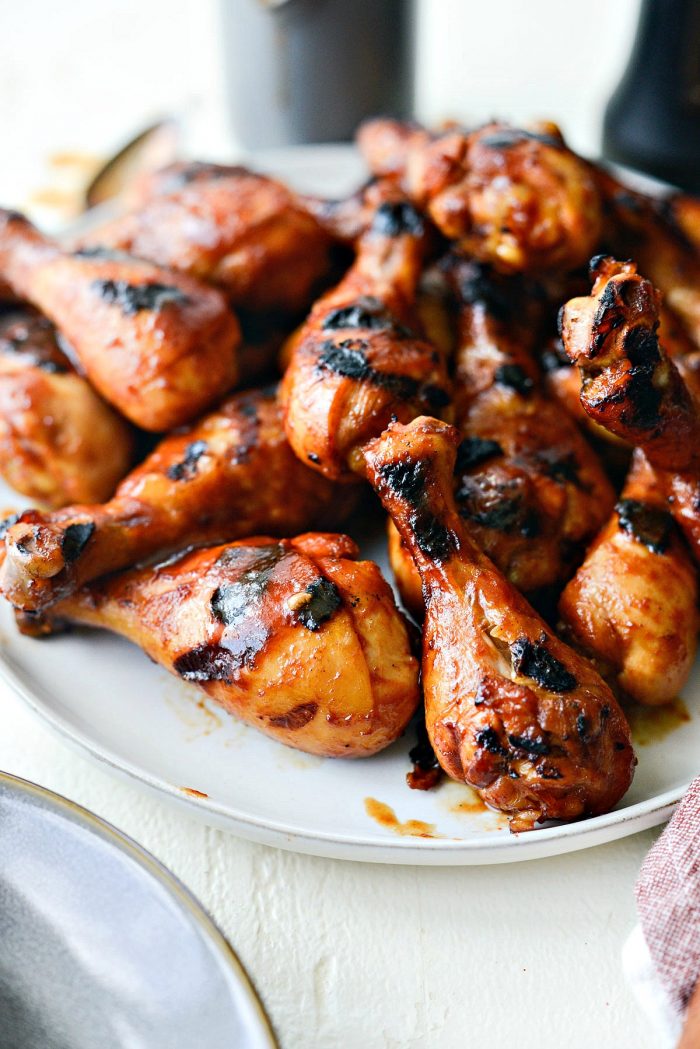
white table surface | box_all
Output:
[1,676,660,1049]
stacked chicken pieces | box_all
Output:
[2,120,699,830]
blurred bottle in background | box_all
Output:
[603,0,700,191]
[220,0,413,148]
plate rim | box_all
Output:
[0,643,681,864]
[0,766,278,1048]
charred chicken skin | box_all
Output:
[79,162,333,314]
[364,417,635,830]
[28,533,419,757]
[389,261,614,615]
[0,310,133,507]
[0,209,240,431]
[559,449,698,706]
[560,256,700,472]
[281,199,451,481]
[0,387,355,612]
[357,119,602,273]
[560,255,700,565]
[541,298,694,446]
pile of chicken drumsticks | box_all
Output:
[3,118,700,831]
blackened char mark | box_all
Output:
[453,261,518,323]
[166,440,208,482]
[589,279,626,356]
[455,436,503,472]
[409,510,457,560]
[617,374,662,432]
[208,544,287,670]
[211,544,285,625]
[91,280,190,315]
[537,449,582,488]
[268,702,318,730]
[377,459,429,507]
[507,733,550,756]
[174,643,239,683]
[494,364,534,395]
[475,727,509,756]
[510,636,577,693]
[456,476,539,537]
[535,763,563,780]
[294,577,342,631]
[377,458,458,562]
[460,495,538,536]
[322,296,411,336]
[228,391,262,464]
[61,522,95,563]
[0,314,71,374]
[625,326,661,368]
[618,326,663,430]
[372,201,425,238]
[318,340,450,410]
[616,498,674,554]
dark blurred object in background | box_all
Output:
[220,0,412,149]
[603,0,700,192]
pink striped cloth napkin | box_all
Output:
[624,776,700,1047]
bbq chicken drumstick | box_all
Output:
[0,209,240,431]
[560,256,700,472]
[0,309,133,507]
[388,260,615,616]
[357,119,603,273]
[281,198,451,481]
[560,255,700,561]
[79,162,333,314]
[364,417,635,830]
[560,450,698,706]
[23,533,419,757]
[0,387,354,612]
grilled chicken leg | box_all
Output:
[281,198,451,481]
[27,533,419,757]
[560,450,698,705]
[561,255,700,562]
[364,416,635,829]
[0,209,240,430]
[560,256,700,472]
[79,162,333,314]
[389,260,614,615]
[0,310,133,507]
[357,119,602,273]
[0,387,355,612]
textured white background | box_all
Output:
[0,2,666,1047]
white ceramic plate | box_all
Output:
[0,146,697,865]
[0,770,276,1048]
